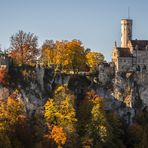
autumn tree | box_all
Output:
[0,92,25,131]
[0,68,8,85]
[77,90,124,148]
[86,51,104,71]
[41,40,55,66]
[65,40,86,73]
[0,91,33,147]
[88,95,112,147]
[54,40,68,72]
[41,39,87,73]
[44,85,77,147]
[10,30,38,65]
[76,90,108,147]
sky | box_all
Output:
[0,0,148,61]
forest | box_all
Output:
[0,30,148,148]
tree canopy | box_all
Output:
[86,51,104,70]
[10,30,38,65]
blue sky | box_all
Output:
[0,0,148,61]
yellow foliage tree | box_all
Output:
[91,96,110,142]
[44,97,77,127]
[54,41,68,71]
[0,95,24,131]
[44,85,77,147]
[0,92,27,147]
[41,40,56,66]
[81,90,112,147]
[41,39,87,73]
[65,40,86,73]
[86,51,104,70]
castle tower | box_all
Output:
[121,19,132,48]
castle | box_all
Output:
[112,19,148,72]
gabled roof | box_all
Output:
[117,47,132,57]
[130,40,148,50]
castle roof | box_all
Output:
[117,47,132,57]
[130,40,148,50]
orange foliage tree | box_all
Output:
[41,39,86,73]
[0,68,7,85]
[50,125,67,148]
[65,40,86,73]
[10,30,38,65]
[44,85,77,147]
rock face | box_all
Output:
[97,62,114,85]
[2,67,72,116]
[113,72,133,104]
[0,86,9,100]
[36,67,45,92]
[1,64,148,124]
[139,84,148,106]
[96,82,135,125]
[108,70,148,124]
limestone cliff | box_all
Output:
[0,65,147,124]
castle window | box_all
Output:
[136,65,140,71]
[143,65,146,71]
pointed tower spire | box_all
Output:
[128,7,130,19]
[114,41,117,48]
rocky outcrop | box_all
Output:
[0,86,10,100]
[1,64,148,124]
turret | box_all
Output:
[121,19,132,48]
